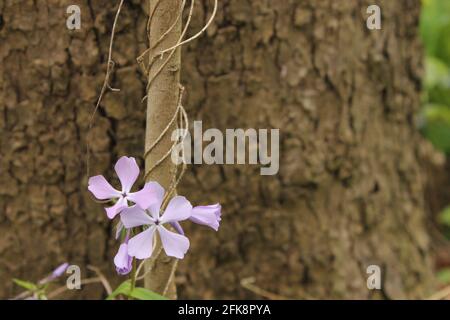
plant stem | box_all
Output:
[130,258,137,293]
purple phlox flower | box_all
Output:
[88,156,160,219]
[39,262,69,284]
[169,204,222,236]
[189,204,222,231]
[121,182,192,260]
[114,234,133,275]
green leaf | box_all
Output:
[37,293,48,300]
[437,268,450,284]
[128,287,168,300]
[438,206,450,227]
[420,1,450,152]
[106,280,168,300]
[106,280,131,300]
[13,279,37,291]
[420,0,450,59]
[421,104,450,153]
[424,57,450,89]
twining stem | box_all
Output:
[47,277,103,299]
[158,0,217,56]
[87,0,123,179]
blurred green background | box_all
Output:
[421,0,450,153]
[420,0,450,284]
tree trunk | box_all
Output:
[144,0,182,298]
[0,0,149,299]
[0,0,435,299]
[176,0,435,299]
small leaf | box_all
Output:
[128,287,168,300]
[106,280,168,300]
[106,280,131,300]
[437,268,450,284]
[438,206,450,227]
[38,293,48,300]
[13,279,37,291]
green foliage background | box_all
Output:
[420,0,450,153]
[420,0,450,283]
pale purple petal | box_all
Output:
[157,226,190,259]
[105,197,127,219]
[51,262,69,278]
[114,243,132,275]
[170,221,184,235]
[120,205,153,228]
[128,227,156,259]
[115,221,124,240]
[146,182,165,219]
[39,262,69,284]
[160,196,192,224]
[114,156,140,193]
[189,204,222,231]
[127,182,162,210]
[88,175,120,200]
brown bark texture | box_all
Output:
[0,0,435,299]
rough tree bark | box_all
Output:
[0,0,435,299]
